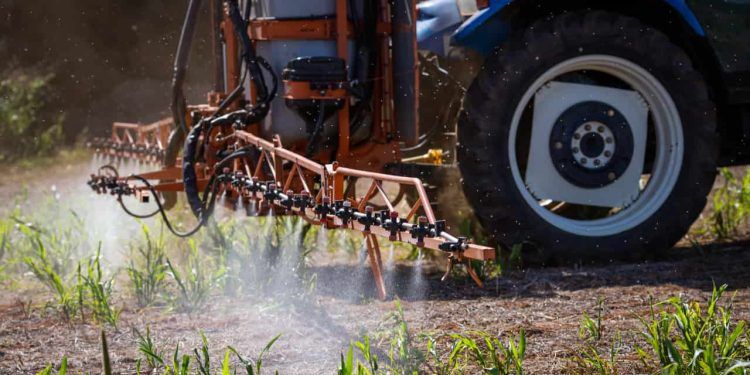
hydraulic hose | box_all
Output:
[183,119,206,217]
[171,0,203,135]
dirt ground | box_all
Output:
[1,158,749,374]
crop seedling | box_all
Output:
[80,245,120,327]
[568,298,623,375]
[35,356,67,375]
[450,330,527,375]
[166,239,225,312]
[22,234,79,320]
[127,224,168,307]
[637,284,750,374]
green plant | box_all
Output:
[638,284,750,374]
[0,73,64,162]
[22,235,79,320]
[579,297,605,342]
[451,330,526,375]
[134,326,164,369]
[36,356,67,375]
[567,297,623,375]
[127,224,168,307]
[166,239,224,312]
[229,334,282,375]
[79,246,120,327]
[102,330,113,375]
[424,334,464,375]
[709,168,750,239]
[378,300,424,374]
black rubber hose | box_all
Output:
[183,120,206,217]
[171,0,203,135]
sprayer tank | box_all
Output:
[252,0,360,144]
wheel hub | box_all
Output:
[572,122,614,167]
[548,101,634,188]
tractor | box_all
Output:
[88,0,750,281]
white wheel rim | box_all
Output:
[509,55,684,237]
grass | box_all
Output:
[637,284,750,374]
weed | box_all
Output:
[637,284,750,374]
[127,224,168,307]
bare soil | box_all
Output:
[1,158,749,374]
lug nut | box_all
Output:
[597,126,605,133]
[584,124,592,131]
[574,133,582,140]
[606,137,613,144]
[604,151,612,157]
[572,147,579,154]
[593,159,601,166]
[580,158,588,164]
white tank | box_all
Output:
[251,0,360,144]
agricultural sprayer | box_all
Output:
[88,0,494,299]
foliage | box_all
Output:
[22,234,80,320]
[708,168,750,239]
[568,298,623,375]
[340,301,526,375]
[127,224,168,307]
[166,239,224,312]
[0,73,64,162]
[637,284,750,374]
[36,356,67,375]
[131,328,280,375]
[79,246,120,327]
[450,330,526,375]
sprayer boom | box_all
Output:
[89,128,493,299]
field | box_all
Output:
[0,156,749,374]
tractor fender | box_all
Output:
[441,0,706,55]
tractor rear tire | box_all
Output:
[457,11,718,263]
